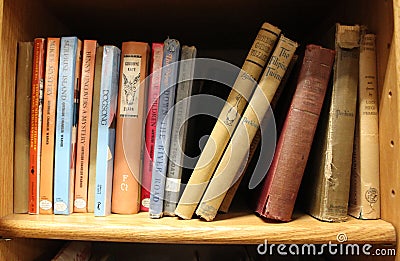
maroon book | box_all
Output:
[256,44,335,222]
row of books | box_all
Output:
[13,21,380,222]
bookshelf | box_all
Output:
[0,0,398,259]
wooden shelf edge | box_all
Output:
[0,212,396,245]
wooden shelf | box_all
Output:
[0,212,395,245]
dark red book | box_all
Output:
[256,44,335,222]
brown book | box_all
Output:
[29,38,46,214]
[14,42,33,214]
[349,33,380,219]
[305,24,360,222]
[87,46,104,213]
[39,38,60,214]
[111,42,150,214]
[74,40,97,213]
[256,45,335,222]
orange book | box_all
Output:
[74,40,97,212]
[111,42,150,214]
[29,38,46,214]
[39,38,60,214]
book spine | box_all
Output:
[349,33,380,219]
[164,45,197,216]
[111,42,150,214]
[74,40,97,213]
[149,39,180,218]
[307,24,360,222]
[175,22,281,219]
[94,45,121,216]
[88,46,104,213]
[54,37,80,215]
[39,38,60,214]
[196,35,298,221]
[29,38,46,214]
[141,42,164,212]
[14,42,33,214]
[256,45,335,222]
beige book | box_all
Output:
[349,33,380,219]
[87,46,104,213]
[14,42,33,213]
[196,36,298,221]
[175,22,281,219]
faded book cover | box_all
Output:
[349,33,380,219]
[149,38,180,218]
[111,41,150,214]
[74,40,97,213]
[196,35,298,221]
[305,24,360,222]
[175,22,281,219]
[141,42,164,212]
[256,45,335,222]
[14,41,33,214]
[39,37,60,214]
[94,45,121,216]
[88,46,104,213]
[164,45,197,216]
[29,38,46,214]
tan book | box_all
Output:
[14,42,33,214]
[87,46,104,213]
[196,35,298,221]
[175,22,281,219]
[111,42,150,214]
[74,40,97,213]
[39,38,60,214]
[305,24,360,222]
[349,33,380,219]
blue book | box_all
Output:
[94,45,121,216]
[54,37,82,215]
[149,39,180,218]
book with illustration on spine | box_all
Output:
[149,38,180,218]
[14,41,33,214]
[74,40,97,213]
[39,37,60,214]
[94,45,121,216]
[164,45,197,216]
[29,38,46,214]
[54,37,82,215]
[111,41,150,214]
[176,22,281,219]
[141,42,164,212]
[196,35,298,221]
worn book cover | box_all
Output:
[149,38,180,218]
[111,41,150,214]
[74,40,97,213]
[141,42,164,212]
[175,22,281,219]
[349,33,380,219]
[54,37,82,215]
[164,45,197,216]
[305,24,360,222]
[196,35,298,221]
[256,45,335,222]
[39,37,60,214]
[88,46,104,213]
[94,45,121,216]
[29,38,46,214]
[14,41,33,214]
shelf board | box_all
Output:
[0,212,395,245]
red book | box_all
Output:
[29,38,46,214]
[140,43,164,211]
[256,45,335,221]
